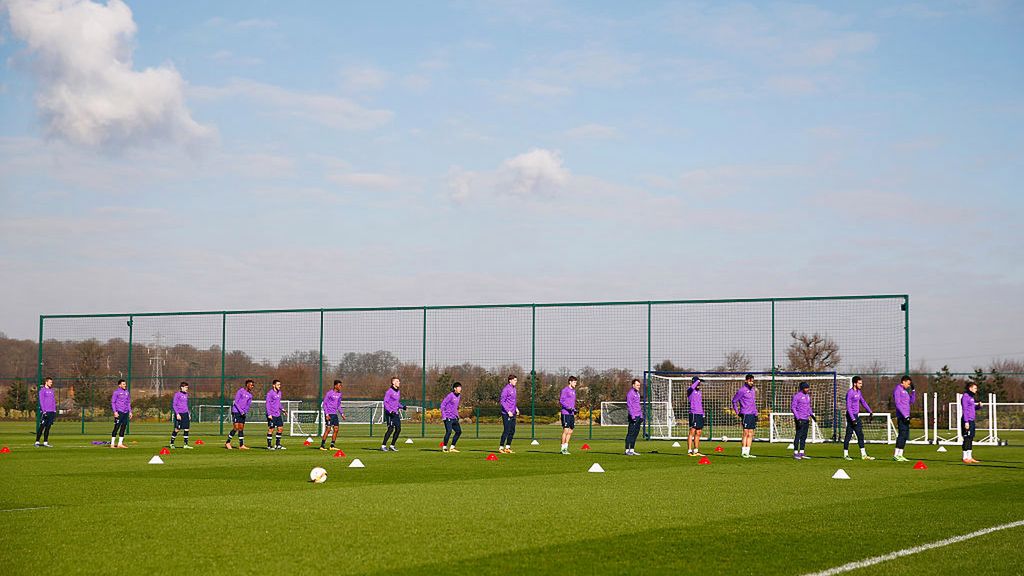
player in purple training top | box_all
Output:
[225,379,255,450]
[731,374,759,458]
[559,376,579,455]
[790,382,815,460]
[320,380,346,451]
[961,382,982,464]
[499,375,519,454]
[35,377,56,448]
[686,376,705,457]
[440,382,463,453]
[381,376,406,452]
[892,375,916,461]
[265,379,286,450]
[110,379,132,449]
[624,378,643,456]
[843,376,874,461]
[169,381,193,449]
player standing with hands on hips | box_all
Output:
[225,379,255,450]
[732,374,759,458]
[625,378,643,456]
[892,375,916,461]
[961,382,981,464]
[381,377,405,452]
[790,382,814,459]
[843,376,874,460]
[35,377,56,448]
[170,382,192,449]
[265,379,286,450]
[440,382,463,453]
[559,376,579,455]
[499,375,519,454]
[110,379,132,449]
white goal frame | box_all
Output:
[769,413,827,444]
[195,400,301,423]
[600,401,669,427]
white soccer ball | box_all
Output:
[309,466,328,484]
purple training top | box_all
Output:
[440,392,461,420]
[845,388,871,420]
[731,384,758,416]
[687,384,704,415]
[560,386,576,416]
[383,386,402,414]
[172,390,189,414]
[265,388,282,418]
[232,387,253,416]
[111,387,131,414]
[322,389,342,415]
[791,391,813,420]
[39,386,56,413]
[961,392,979,422]
[500,383,517,415]
[626,388,642,419]
[892,384,916,419]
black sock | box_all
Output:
[226,429,236,443]
[267,433,272,447]
[275,433,281,446]
[183,431,189,445]
[170,430,178,445]
[239,433,245,446]
[43,426,50,442]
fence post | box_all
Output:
[770,300,776,410]
[476,406,480,438]
[903,296,910,375]
[126,315,133,435]
[531,304,536,440]
[81,405,85,435]
[589,403,593,440]
[219,312,226,437]
[317,310,324,420]
[36,316,43,436]
[421,306,427,438]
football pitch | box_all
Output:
[2,426,1022,575]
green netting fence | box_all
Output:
[13,295,912,440]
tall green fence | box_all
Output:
[26,295,910,439]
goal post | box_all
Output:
[768,413,827,444]
[288,410,324,437]
[600,401,669,426]
[645,371,847,441]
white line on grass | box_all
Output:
[802,519,1024,576]
[0,506,53,513]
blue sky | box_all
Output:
[0,0,1022,370]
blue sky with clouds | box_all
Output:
[0,0,1022,369]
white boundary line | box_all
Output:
[802,519,1024,576]
[0,506,53,513]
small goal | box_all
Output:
[769,413,827,444]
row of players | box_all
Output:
[31,373,985,463]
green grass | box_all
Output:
[1,426,1022,575]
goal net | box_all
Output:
[289,410,324,437]
[769,413,827,443]
[342,401,385,424]
[937,393,1001,446]
[600,401,671,426]
[647,371,847,441]
[948,401,1022,432]
[195,400,301,423]
[841,412,895,444]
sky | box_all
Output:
[0,0,1022,371]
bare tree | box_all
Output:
[786,331,841,372]
[716,351,752,372]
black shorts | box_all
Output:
[325,414,339,427]
[41,411,57,426]
[689,414,705,430]
[267,415,284,428]
[174,412,190,429]
[561,414,575,430]
[742,414,758,430]
[231,412,247,424]
[113,412,129,427]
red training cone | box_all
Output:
[439,441,445,448]
[195,439,205,445]
[0,446,10,454]
[698,456,711,465]
[158,447,170,455]
[581,443,591,450]
[303,439,311,446]
[486,453,498,461]
[913,461,928,470]
[714,446,724,453]
[333,450,346,458]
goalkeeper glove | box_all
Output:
[909,383,916,392]
[400,404,407,411]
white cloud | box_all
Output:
[449,148,569,201]
[340,65,391,92]
[190,79,393,130]
[4,0,213,148]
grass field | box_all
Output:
[1,424,1022,575]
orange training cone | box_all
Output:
[581,443,591,450]
[0,446,10,454]
[913,461,928,470]
[159,447,170,455]
[698,456,711,465]
[486,453,498,461]
[333,450,345,458]
[714,446,724,453]
[195,439,205,445]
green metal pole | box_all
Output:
[476,407,480,439]
[317,309,324,417]
[589,401,593,440]
[219,312,226,436]
[421,306,427,438]
[903,296,910,375]
[646,302,651,439]
[531,304,536,439]
[81,405,85,434]
[771,300,776,411]
[126,316,133,435]
[36,316,43,436]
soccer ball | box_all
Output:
[309,467,328,484]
